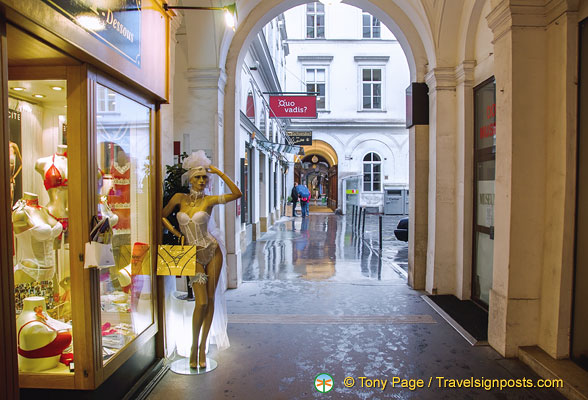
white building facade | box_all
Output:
[237,14,293,249]
[283,2,410,213]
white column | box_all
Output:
[408,124,429,290]
[454,61,475,300]
[425,68,458,295]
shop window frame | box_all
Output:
[89,68,160,383]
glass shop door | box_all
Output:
[472,78,496,307]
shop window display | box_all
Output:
[9,80,73,374]
[95,84,153,363]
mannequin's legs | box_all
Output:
[197,248,223,368]
[189,265,208,369]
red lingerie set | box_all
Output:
[44,154,68,235]
[17,319,73,366]
[108,162,131,233]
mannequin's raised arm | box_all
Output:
[208,165,242,204]
[162,193,183,238]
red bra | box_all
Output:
[44,154,68,190]
[17,319,72,359]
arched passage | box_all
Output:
[298,140,339,209]
[222,0,432,289]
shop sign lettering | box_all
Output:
[42,0,142,66]
[269,96,317,118]
[479,103,496,139]
[287,131,312,146]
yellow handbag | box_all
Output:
[157,237,196,276]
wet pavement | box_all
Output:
[148,214,565,400]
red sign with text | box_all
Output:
[269,96,317,118]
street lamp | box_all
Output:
[163,2,238,30]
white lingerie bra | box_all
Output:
[177,211,218,266]
[14,223,62,281]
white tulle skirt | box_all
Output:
[163,209,229,358]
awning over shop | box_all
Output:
[259,141,304,155]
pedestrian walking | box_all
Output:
[291,182,299,217]
[297,183,311,218]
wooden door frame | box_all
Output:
[0,12,19,400]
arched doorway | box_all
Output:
[222,0,430,290]
[297,139,339,210]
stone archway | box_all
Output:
[221,0,432,289]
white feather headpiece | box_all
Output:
[181,150,212,186]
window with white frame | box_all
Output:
[363,152,381,192]
[361,68,382,110]
[306,67,326,109]
[97,85,117,112]
[306,2,325,39]
[362,12,381,39]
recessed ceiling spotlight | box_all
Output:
[12,87,25,91]
[33,94,45,98]
[51,86,63,91]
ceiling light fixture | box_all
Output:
[33,94,45,98]
[163,2,237,30]
[51,86,63,91]
[12,87,25,91]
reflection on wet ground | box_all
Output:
[148,214,565,400]
[242,214,408,282]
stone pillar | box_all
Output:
[252,147,261,240]
[408,124,428,290]
[455,61,475,299]
[487,0,547,357]
[425,68,458,295]
[161,14,182,170]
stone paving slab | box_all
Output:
[147,215,565,400]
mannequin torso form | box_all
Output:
[16,296,72,372]
[35,145,68,222]
[12,193,63,284]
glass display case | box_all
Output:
[7,66,160,392]
[95,84,154,364]
[9,79,74,376]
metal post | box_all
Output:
[362,207,366,236]
[379,215,383,251]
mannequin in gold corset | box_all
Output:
[162,155,241,369]
[35,145,68,236]
[12,192,63,285]
[9,141,22,205]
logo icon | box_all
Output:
[314,373,334,393]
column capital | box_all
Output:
[425,67,456,92]
[186,68,227,94]
[170,11,183,35]
[455,61,476,86]
[488,0,579,42]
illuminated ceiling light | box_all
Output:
[51,86,63,91]
[12,87,25,91]
[33,94,45,98]
[163,3,237,30]
[76,15,105,31]
[224,3,237,30]
[319,0,342,5]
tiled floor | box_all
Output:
[147,214,565,399]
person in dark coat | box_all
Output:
[291,182,299,217]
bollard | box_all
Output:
[362,207,366,236]
[379,215,383,251]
